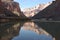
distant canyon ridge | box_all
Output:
[22,2,51,17]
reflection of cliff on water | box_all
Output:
[34,22,60,40]
[0,21,25,40]
[12,21,54,40]
[23,22,50,35]
[0,21,55,40]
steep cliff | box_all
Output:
[2,0,22,16]
[32,0,60,21]
[0,5,18,18]
[0,0,26,19]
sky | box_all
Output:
[14,0,54,10]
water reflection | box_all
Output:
[22,22,50,35]
[12,22,53,40]
[34,22,60,40]
[0,21,56,40]
[0,21,25,40]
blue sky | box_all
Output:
[14,0,53,10]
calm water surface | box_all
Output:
[0,21,60,40]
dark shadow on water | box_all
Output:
[34,22,60,40]
[0,21,25,40]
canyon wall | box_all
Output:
[0,0,26,19]
[1,0,21,16]
[32,0,60,20]
[23,2,51,17]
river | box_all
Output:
[0,21,60,40]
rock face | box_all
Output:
[23,3,51,17]
[0,0,18,18]
[0,5,18,18]
[56,0,60,3]
[32,0,60,21]
[0,0,26,19]
[2,0,21,16]
[1,0,13,2]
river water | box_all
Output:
[0,21,60,40]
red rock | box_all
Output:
[56,0,60,3]
[2,1,21,16]
[0,0,26,19]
